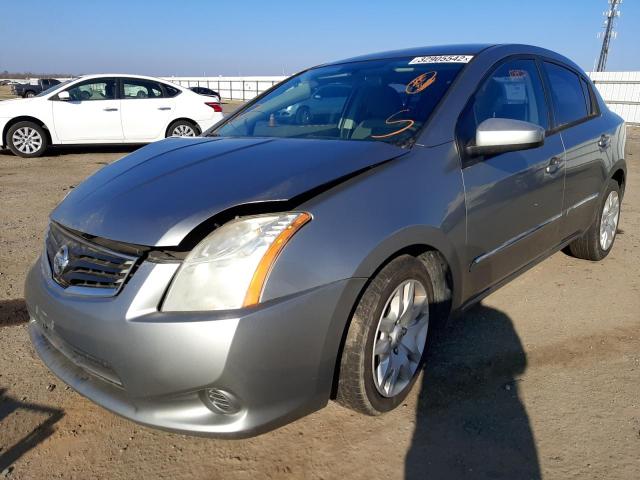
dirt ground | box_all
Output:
[0,127,639,480]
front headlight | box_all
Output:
[162,212,311,311]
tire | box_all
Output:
[166,120,200,138]
[336,253,448,415]
[567,179,621,261]
[6,121,49,158]
[24,90,36,98]
[295,106,311,125]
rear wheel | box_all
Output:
[24,90,36,98]
[567,179,621,261]
[336,254,445,415]
[167,120,200,138]
[6,121,48,158]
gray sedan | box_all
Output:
[25,44,626,437]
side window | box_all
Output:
[580,77,595,115]
[123,79,164,99]
[163,84,181,98]
[66,78,116,101]
[543,62,589,127]
[458,59,549,146]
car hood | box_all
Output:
[51,136,406,246]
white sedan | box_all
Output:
[0,74,224,157]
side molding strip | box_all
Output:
[565,193,599,214]
[471,213,563,268]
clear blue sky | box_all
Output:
[1,0,637,76]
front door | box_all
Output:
[52,77,123,142]
[459,58,566,299]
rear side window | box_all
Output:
[543,62,589,127]
[580,77,595,115]
[123,79,164,99]
[457,59,549,147]
[163,84,181,97]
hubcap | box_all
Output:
[12,127,43,154]
[172,124,196,137]
[599,190,620,251]
[372,279,429,398]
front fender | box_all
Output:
[351,224,463,307]
[262,142,466,309]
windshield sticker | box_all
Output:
[409,55,473,65]
[371,109,415,139]
[406,71,437,95]
[508,69,528,79]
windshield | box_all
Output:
[36,79,74,97]
[210,57,467,147]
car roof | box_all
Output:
[321,43,583,73]
[325,44,495,65]
[71,73,184,87]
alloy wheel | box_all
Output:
[12,127,43,155]
[172,125,196,137]
[599,190,620,250]
[372,279,429,398]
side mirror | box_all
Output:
[57,91,70,101]
[465,118,545,157]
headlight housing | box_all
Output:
[162,212,311,311]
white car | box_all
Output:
[0,74,224,157]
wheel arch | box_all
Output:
[351,225,462,307]
[611,165,626,198]
[2,116,53,147]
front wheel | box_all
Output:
[566,179,621,261]
[6,121,48,158]
[166,120,200,138]
[295,106,311,125]
[336,254,440,415]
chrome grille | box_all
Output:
[46,223,138,296]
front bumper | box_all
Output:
[25,255,365,437]
[0,118,10,148]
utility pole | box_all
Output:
[596,0,622,72]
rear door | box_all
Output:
[541,61,611,239]
[52,77,123,142]
[459,58,566,299]
[119,78,175,141]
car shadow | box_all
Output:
[0,388,64,472]
[0,299,64,472]
[0,298,29,328]
[0,144,141,158]
[405,303,540,479]
[43,145,142,157]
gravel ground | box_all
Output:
[0,128,638,480]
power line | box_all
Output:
[595,0,622,72]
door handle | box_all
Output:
[598,134,611,149]
[103,107,118,112]
[157,107,171,111]
[545,156,563,174]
